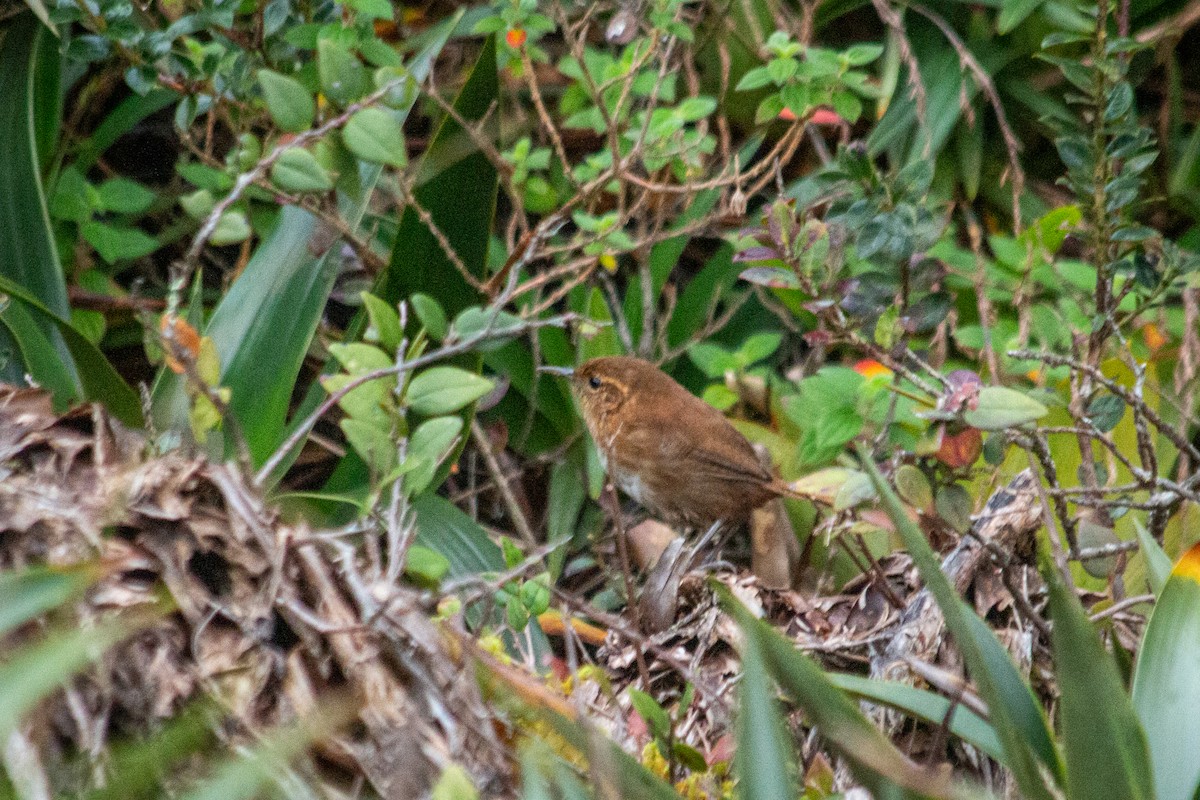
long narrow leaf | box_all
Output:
[721,589,978,800]
[377,33,498,316]
[1046,564,1153,800]
[735,630,797,800]
[1131,543,1200,800]
[0,13,75,389]
[0,273,143,426]
[0,565,93,636]
[0,619,137,740]
[856,444,1061,799]
[829,673,1003,762]
[177,699,355,800]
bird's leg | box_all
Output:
[602,482,652,686]
[686,519,729,571]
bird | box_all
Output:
[541,356,796,533]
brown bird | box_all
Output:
[542,356,795,531]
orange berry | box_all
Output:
[1142,322,1168,352]
[810,108,843,125]
[777,106,798,121]
[506,28,527,48]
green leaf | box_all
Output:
[519,574,550,615]
[829,673,1002,761]
[270,147,333,193]
[857,444,1061,799]
[767,57,798,85]
[407,366,494,415]
[0,566,92,637]
[843,43,884,65]
[935,484,973,533]
[177,704,352,800]
[452,306,525,351]
[1133,519,1172,596]
[723,590,971,799]
[735,66,773,92]
[675,96,716,122]
[413,493,503,578]
[734,632,797,800]
[1104,82,1134,122]
[1047,564,1154,800]
[1131,545,1200,800]
[257,69,315,133]
[318,38,368,107]
[154,206,344,463]
[703,383,738,410]
[405,545,450,588]
[361,292,403,351]
[738,332,782,365]
[411,292,449,340]
[1,300,77,401]
[82,220,160,263]
[325,342,394,427]
[688,342,736,376]
[95,177,155,214]
[375,34,497,318]
[1086,393,1125,433]
[894,464,932,510]
[343,107,408,166]
[85,703,217,800]
[341,417,396,476]
[255,15,461,488]
[0,273,143,426]
[0,15,76,390]
[629,689,671,743]
[209,210,252,246]
[404,415,463,495]
[963,386,1048,430]
[998,0,1045,34]
[346,0,393,20]
[0,617,144,740]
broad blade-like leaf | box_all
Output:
[1047,564,1154,800]
[857,444,1062,799]
[1131,543,1200,800]
[735,631,797,800]
[0,13,75,391]
[722,589,978,800]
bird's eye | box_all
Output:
[588,375,602,389]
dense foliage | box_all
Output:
[2,0,1200,796]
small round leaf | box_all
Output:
[963,386,1049,431]
[343,107,407,167]
[271,148,333,193]
[257,69,314,132]
[407,367,494,415]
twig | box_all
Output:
[470,418,537,547]
[255,312,577,486]
[603,483,652,689]
[1089,593,1154,621]
[1025,448,1074,588]
[1072,539,1140,561]
[1010,349,1200,464]
[173,72,417,294]
[910,3,1025,230]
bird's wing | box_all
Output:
[621,423,772,487]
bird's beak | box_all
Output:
[537,365,575,378]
